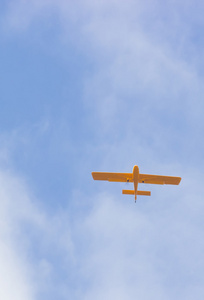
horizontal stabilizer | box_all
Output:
[122,190,135,195]
[137,190,151,196]
[122,190,151,196]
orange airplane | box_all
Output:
[92,165,181,202]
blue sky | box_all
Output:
[0,0,204,299]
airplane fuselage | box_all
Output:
[133,165,139,200]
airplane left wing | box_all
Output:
[92,172,133,182]
[139,174,181,185]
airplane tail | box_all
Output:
[122,190,151,196]
[137,191,151,196]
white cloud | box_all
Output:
[71,180,204,300]
[0,164,203,299]
[0,0,204,299]
[0,170,35,299]
[0,168,74,299]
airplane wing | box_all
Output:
[92,172,133,182]
[139,174,181,185]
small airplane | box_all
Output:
[92,165,181,202]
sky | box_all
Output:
[0,0,204,299]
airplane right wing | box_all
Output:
[92,172,133,182]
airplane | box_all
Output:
[92,165,181,202]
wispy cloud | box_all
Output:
[0,167,75,299]
[0,0,204,299]
[0,169,36,299]
[0,164,203,299]
[68,180,204,300]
